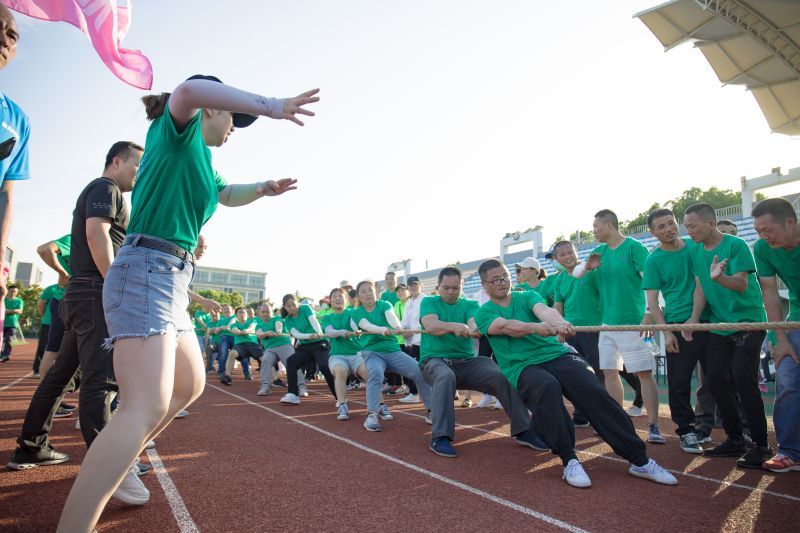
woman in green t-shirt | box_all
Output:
[58,77,319,532]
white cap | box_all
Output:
[340,280,353,288]
[515,257,541,270]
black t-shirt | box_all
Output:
[70,177,129,278]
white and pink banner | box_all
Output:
[3,0,153,89]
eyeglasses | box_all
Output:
[482,275,510,286]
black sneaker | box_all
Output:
[53,407,72,418]
[704,437,747,457]
[136,462,153,476]
[60,402,77,412]
[220,375,232,386]
[572,416,590,428]
[272,379,286,388]
[429,437,458,458]
[7,447,70,470]
[0,355,9,362]
[736,443,773,469]
[243,372,253,381]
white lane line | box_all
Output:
[337,395,800,503]
[0,372,33,392]
[145,448,200,533]
[208,384,589,533]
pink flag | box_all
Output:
[3,0,153,89]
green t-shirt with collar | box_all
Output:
[230,318,259,345]
[419,296,479,363]
[39,284,65,326]
[552,269,602,326]
[753,238,800,322]
[475,291,569,389]
[3,297,23,328]
[320,309,362,356]
[691,234,766,335]
[283,304,319,345]
[642,237,708,324]
[350,300,401,353]
[592,237,650,325]
[257,317,292,349]
[128,103,228,252]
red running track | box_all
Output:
[0,343,797,532]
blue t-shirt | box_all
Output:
[0,92,31,185]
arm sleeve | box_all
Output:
[633,241,650,272]
[730,238,757,274]
[464,299,479,320]
[753,240,775,278]
[641,255,661,290]
[84,182,119,220]
[474,306,495,336]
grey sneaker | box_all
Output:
[299,384,309,397]
[257,386,271,396]
[628,459,677,485]
[647,423,666,444]
[378,403,394,421]
[364,412,381,432]
[337,403,350,421]
[112,464,150,505]
[679,432,703,454]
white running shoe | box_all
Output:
[398,393,420,404]
[74,419,81,430]
[299,384,309,397]
[493,399,503,410]
[174,410,189,419]
[112,465,150,505]
[563,459,592,488]
[626,405,644,417]
[281,393,301,405]
[628,459,678,485]
[257,386,271,396]
[476,395,495,408]
[144,440,156,450]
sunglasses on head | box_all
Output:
[0,137,16,161]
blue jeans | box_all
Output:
[362,350,431,412]
[774,330,800,460]
[217,335,234,377]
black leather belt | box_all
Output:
[123,234,195,265]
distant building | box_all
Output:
[14,262,43,288]
[190,266,267,304]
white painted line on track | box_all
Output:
[323,392,800,503]
[0,372,33,392]
[146,448,200,533]
[208,384,589,533]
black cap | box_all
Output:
[407,275,421,284]
[186,74,258,128]
[545,240,571,260]
[396,283,408,290]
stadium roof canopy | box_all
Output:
[636,0,800,136]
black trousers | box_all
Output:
[16,278,117,452]
[33,324,50,373]
[286,340,335,397]
[1,326,14,358]
[404,344,420,394]
[665,331,709,435]
[516,353,648,467]
[705,331,768,446]
[566,332,602,421]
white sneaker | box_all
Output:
[424,410,432,425]
[174,410,189,419]
[299,384,309,397]
[281,393,301,405]
[628,459,678,485]
[476,395,495,408]
[563,459,592,488]
[626,405,644,417]
[75,419,81,430]
[398,393,420,404]
[144,440,156,450]
[257,386,271,396]
[493,399,503,410]
[112,465,150,505]
[364,412,381,432]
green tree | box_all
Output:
[187,289,244,316]
[15,283,43,334]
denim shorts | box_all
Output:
[328,354,364,374]
[102,236,195,347]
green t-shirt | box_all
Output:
[475,291,569,389]
[754,238,800,322]
[393,299,407,344]
[53,234,71,276]
[593,237,650,325]
[193,310,210,335]
[642,237,701,324]
[230,318,259,345]
[535,274,557,307]
[691,234,766,335]
[380,290,399,305]
[552,269,602,326]
[207,317,227,343]
[419,296,479,362]
[320,309,362,356]
[283,304,319,345]
[257,317,292,349]
[3,297,23,328]
[351,300,401,353]
[38,284,64,326]
[128,105,228,252]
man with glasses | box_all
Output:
[474,258,677,487]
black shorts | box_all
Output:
[45,298,65,352]
[232,342,262,361]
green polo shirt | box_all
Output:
[3,297,23,328]
[419,296,479,363]
[642,237,707,323]
[230,318,259,345]
[592,237,650,325]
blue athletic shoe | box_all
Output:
[515,431,549,451]
[429,437,458,458]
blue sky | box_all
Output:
[2,0,798,300]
